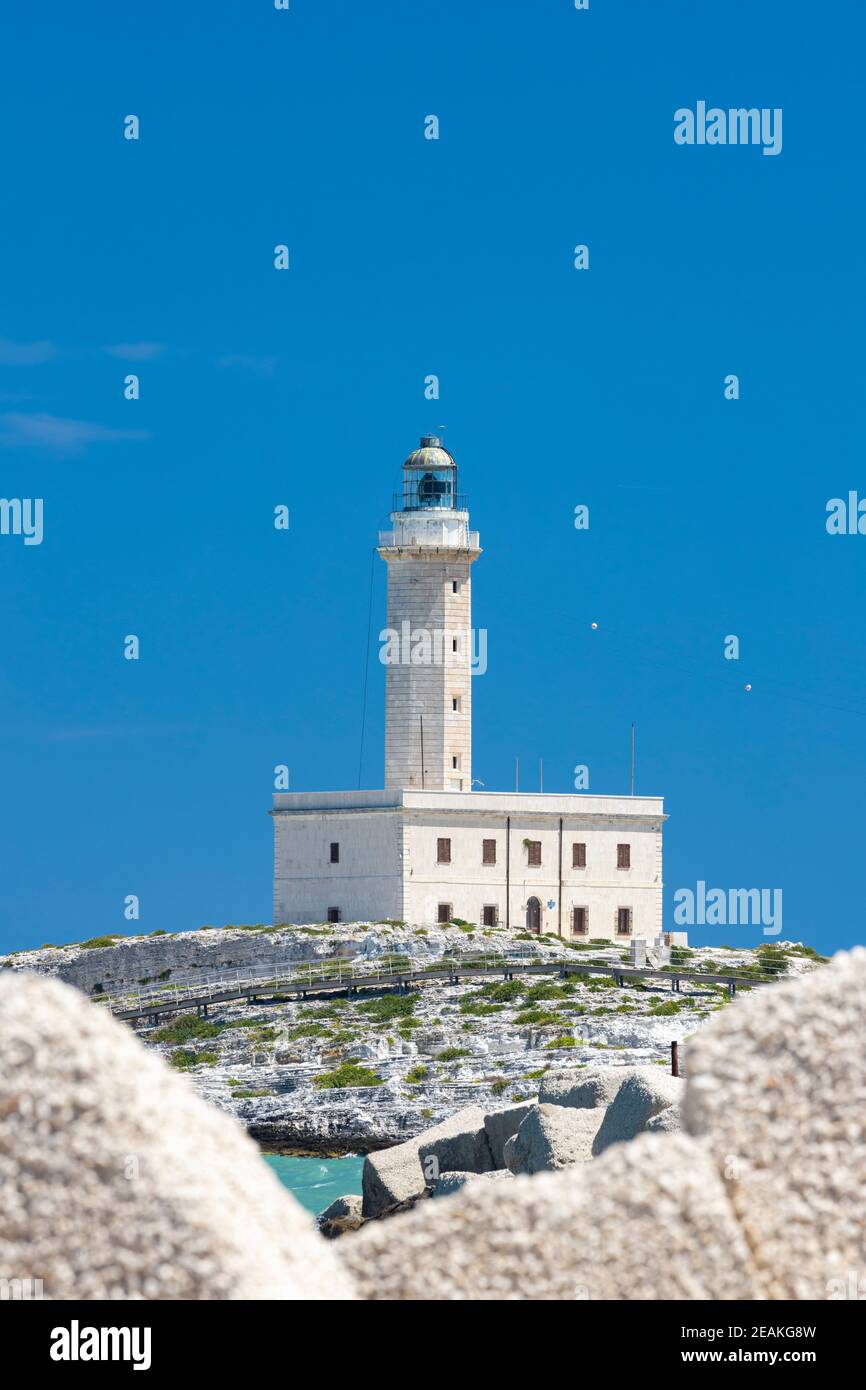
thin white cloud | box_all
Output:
[101,342,165,361]
[217,353,280,376]
[0,412,150,454]
[0,338,57,365]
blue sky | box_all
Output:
[1,0,863,956]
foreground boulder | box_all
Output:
[684,946,866,1299]
[483,1101,536,1168]
[504,1104,604,1175]
[362,1105,493,1217]
[539,1066,634,1110]
[0,975,356,1300]
[592,1070,684,1155]
[341,1132,756,1300]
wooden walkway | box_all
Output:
[104,950,775,1025]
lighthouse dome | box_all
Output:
[403,435,456,472]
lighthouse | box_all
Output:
[377,437,481,791]
[271,433,666,941]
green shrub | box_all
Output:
[515,1008,562,1026]
[543,1036,577,1050]
[80,936,122,951]
[358,992,416,1023]
[478,980,523,1003]
[231,1088,272,1099]
[313,1063,383,1090]
[404,1064,430,1084]
[169,1048,218,1070]
[459,998,504,1016]
[647,1001,684,1017]
[437,1046,470,1061]
[153,1014,222,1044]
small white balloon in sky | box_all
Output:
[591,622,598,630]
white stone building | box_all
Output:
[273,437,666,939]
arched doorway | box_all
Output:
[526,897,541,934]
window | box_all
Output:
[437,903,452,924]
[451,579,459,594]
[482,838,496,865]
[437,837,451,864]
[617,843,631,869]
[572,906,588,936]
[327,907,341,923]
[482,904,497,927]
[572,842,586,869]
[616,907,633,936]
[452,637,459,653]
[527,840,541,866]
[452,696,461,712]
[329,842,339,864]
[452,755,460,770]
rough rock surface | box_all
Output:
[361,1137,428,1219]
[539,1066,634,1110]
[684,946,866,1300]
[592,1070,684,1155]
[341,1132,757,1300]
[645,1105,682,1135]
[504,1104,604,1175]
[0,974,356,1300]
[318,1194,364,1238]
[483,1101,536,1168]
[417,1105,494,1179]
[432,1170,514,1198]
[362,1104,493,1217]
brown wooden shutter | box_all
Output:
[528,840,541,866]
[617,843,631,869]
[572,842,586,868]
[482,838,496,865]
[437,837,451,864]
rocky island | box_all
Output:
[0,921,821,1156]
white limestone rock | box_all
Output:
[0,974,356,1300]
[341,1132,757,1300]
[504,1103,604,1175]
[362,1137,428,1219]
[432,1170,514,1198]
[483,1100,536,1168]
[318,1194,364,1238]
[417,1104,494,1179]
[645,1105,682,1135]
[592,1070,684,1155]
[538,1066,635,1109]
[683,947,866,1299]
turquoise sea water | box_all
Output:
[264,1153,365,1216]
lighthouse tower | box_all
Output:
[377,436,482,791]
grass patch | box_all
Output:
[313,1062,383,1090]
[152,1014,222,1044]
[358,993,417,1023]
[168,1048,218,1070]
[404,1064,430,1084]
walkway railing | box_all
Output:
[97,943,789,1021]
